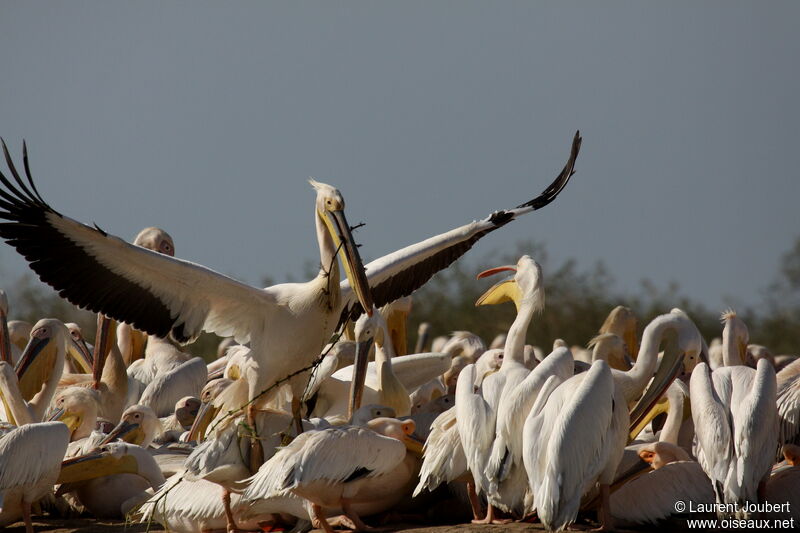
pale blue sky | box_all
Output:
[1,2,798,311]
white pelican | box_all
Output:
[12,319,75,422]
[485,346,573,517]
[185,404,391,532]
[609,441,714,526]
[457,254,545,521]
[242,416,422,533]
[48,386,101,446]
[442,331,487,364]
[117,227,175,365]
[414,350,501,519]
[100,404,163,449]
[598,305,638,367]
[57,315,128,424]
[690,358,778,517]
[126,334,194,407]
[138,357,206,417]
[589,333,630,372]
[0,133,579,427]
[59,441,166,519]
[522,311,702,531]
[313,349,451,422]
[138,470,283,533]
[155,396,200,443]
[523,360,628,531]
[0,422,70,532]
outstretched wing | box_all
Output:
[339,131,581,322]
[0,141,274,343]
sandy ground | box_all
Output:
[5,517,551,533]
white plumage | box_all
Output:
[690,359,778,516]
[0,422,70,527]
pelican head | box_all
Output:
[475,255,544,313]
[174,396,201,429]
[367,416,424,454]
[638,441,690,470]
[65,322,94,373]
[600,305,639,360]
[186,378,233,442]
[443,355,469,393]
[589,333,631,371]
[351,404,397,426]
[134,226,175,256]
[99,404,161,448]
[309,179,374,316]
[48,386,100,440]
[15,318,70,400]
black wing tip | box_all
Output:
[516,130,582,211]
[0,139,53,212]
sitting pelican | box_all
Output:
[0,133,579,429]
[0,422,70,532]
[609,442,714,526]
[242,417,422,533]
[57,314,128,424]
[12,319,75,422]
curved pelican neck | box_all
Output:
[502,297,537,367]
[626,315,683,401]
[374,320,395,372]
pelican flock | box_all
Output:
[0,132,798,533]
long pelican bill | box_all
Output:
[58,450,138,485]
[93,314,114,389]
[98,419,143,446]
[187,400,219,442]
[47,406,83,433]
[628,395,669,442]
[475,265,521,310]
[0,379,17,426]
[347,336,374,419]
[67,336,94,374]
[401,420,424,455]
[322,209,374,317]
[14,333,51,398]
[0,307,10,364]
[628,330,685,442]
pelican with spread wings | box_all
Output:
[0,133,580,421]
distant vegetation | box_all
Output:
[2,237,798,359]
